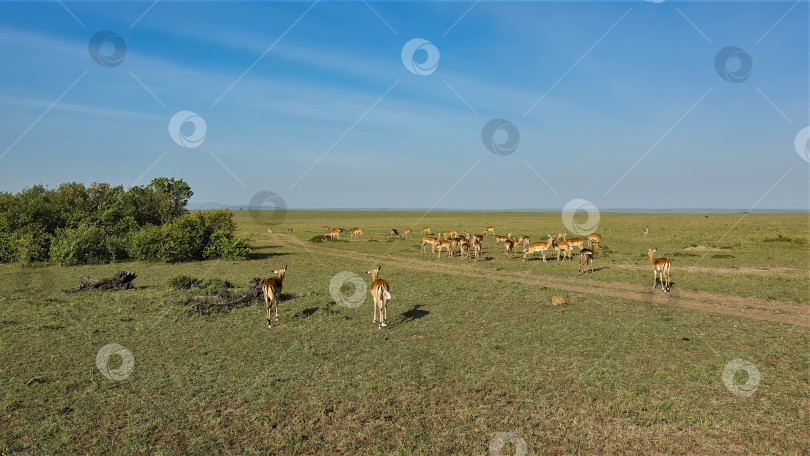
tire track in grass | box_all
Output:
[269,235,810,328]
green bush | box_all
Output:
[204,230,251,261]
[159,213,207,262]
[49,225,108,265]
[0,178,251,264]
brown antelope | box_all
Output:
[503,238,516,259]
[495,232,512,246]
[522,235,554,262]
[447,229,459,239]
[587,233,602,248]
[261,265,287,329]
[554,233,571,261]
[484,226,495,235]
[367,266,391,328]
[565,234,585,254]
[403,228,413,238]
[643,227,649,236]
[390,228,400,238]
[422,227,432,235]
[351,227,364,238]
[421,236,440,253]
[324,228,343,240]
[437,239,454,258]
[517,235,531,249]
[647,248,672,292]
[578,244,600,275]
[472,233,484,243]
[472,238,482,262]
[267,228,273,234]
[286,228,294,234]
[459,240,470,260]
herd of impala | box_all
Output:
[261,225,671,330]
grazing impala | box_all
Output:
[588,233,602,248]
[522,235,554,262]
[390,228,400,238]
[367,266,391,329]
[422,227,432,235]
[472,233,484,243]
[351,227,364,238]
[472,238,482,262]
[421,236,440,253]
[484,226,495,235]
[324,228,343,240]
[262,265,287,329]
[495,232,512,246]
[403,228,413,238]
[647,248,672,292]
[447,229,459,239]
[578,244,600,275]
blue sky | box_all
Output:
[0,1,807,210]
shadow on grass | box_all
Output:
[295,306,318,318]
[398,304,429,324]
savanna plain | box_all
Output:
[1,210,808,455]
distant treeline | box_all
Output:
[0,177,250,265]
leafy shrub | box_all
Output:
[49,225,108,265]
[128,225,164,261]
[204,230,251,260]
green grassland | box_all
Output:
[1,211,808,454]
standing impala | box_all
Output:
[403,228,413,238]
[390,228,400,238]
[262,265,287,329]
[588,233,602,248]
[522,235,554,262]
[578,244,600,275]
[367,266,391,329]
[647,248,672,292]
[437,239,454,258]
[484,226,495,235]
[351,227,364,238]
[472,238,482,262]
[495,232,512,246]
[421,235,440,253]
[554,233,571,261]
[503,237,516,259]
[324,228,343,240]
[422,227,432,235]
